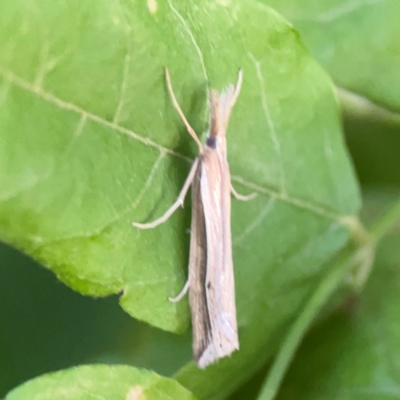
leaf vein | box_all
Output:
[248,52,286,195]
[167,0,208,82]
[131,150,166,209]
[24,151,167,246]
[234,197,276,244]
[0,67,353,225]
[113,31,132,124]
[314,0,385,23]
[0,67,191,161]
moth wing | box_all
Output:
[197,149,238,369]
[216,87,238,346]
[192,80,241,369]
[188,160,214,364]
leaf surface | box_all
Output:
[0,1,360,398]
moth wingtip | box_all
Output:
[195,340,239,369]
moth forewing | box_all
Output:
[132,68,246,369]
[188,162,213,363]
[198,151,238,368]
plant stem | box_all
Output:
[370,198,400,241]
[256,247,354,400]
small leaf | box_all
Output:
[5,365,196,400]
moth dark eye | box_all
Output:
[206,136,217,149]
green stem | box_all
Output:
[257,198,400,400]
[256,247,354,400]
[370,198,400,241]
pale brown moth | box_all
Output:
[132,68,255,368]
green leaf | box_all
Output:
[275,193,400,400]
[5,365,196,400]
[0,0,360,397]
[341,91,400,189]
[260,0,400,112]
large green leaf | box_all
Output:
[261,0,400,113]
[276,195,400,400]
[5,365,196,400]
[0,0,360,398]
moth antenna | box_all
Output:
[165,68,204,154]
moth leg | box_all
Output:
[165,68,203,154]
[132,158,199,229]
[230,184,257,201]
[169,278,190,302]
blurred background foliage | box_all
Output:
[1,0,400,399]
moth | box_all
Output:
[132,68,255,368]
